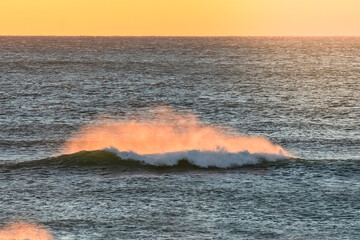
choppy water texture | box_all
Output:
[0,37,360,239]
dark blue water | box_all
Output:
[0,37,359,239]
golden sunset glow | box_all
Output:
[1,0,360,36]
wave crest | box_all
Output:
[104,147,288,168]
[4,148,289,170]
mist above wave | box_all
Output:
[62,107,292,158]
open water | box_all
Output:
[0,37,359,239]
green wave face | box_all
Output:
[1,148,291,170]
[1,150,201,170]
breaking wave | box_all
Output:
[3,148,289,170]
[2,107,293,170]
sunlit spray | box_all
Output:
[63,107,291,156]
[0,222,53,240]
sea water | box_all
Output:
[0,37,359,239]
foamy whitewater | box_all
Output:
[104,147,287,168]
[1,37,359,239]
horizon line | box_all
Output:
[1,35,360,38]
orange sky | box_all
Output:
[1,0,360,36]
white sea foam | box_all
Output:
[104,147,288,168]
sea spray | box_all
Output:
[62,107,292,158]
[0,222,53,240]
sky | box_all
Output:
[1,0,360,36]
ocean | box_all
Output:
[0,37,359,239]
